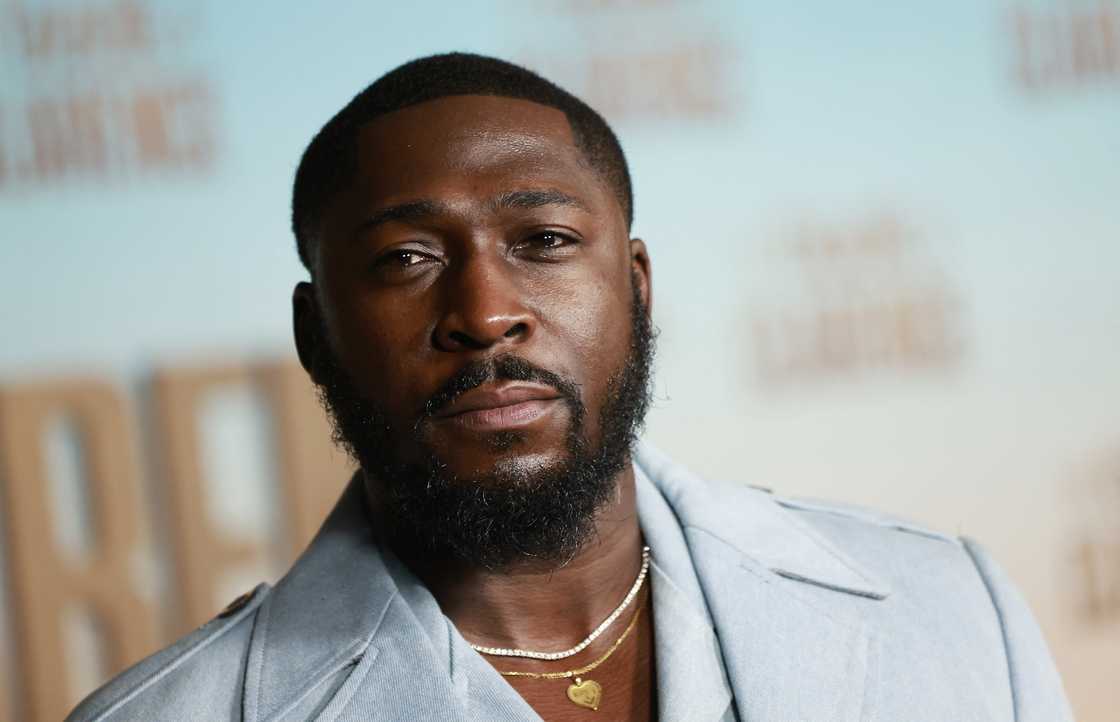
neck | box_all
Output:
[374,464,644,653]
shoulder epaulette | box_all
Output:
[68,583,270,722]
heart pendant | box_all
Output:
[566,677,603,711]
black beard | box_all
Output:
[312,281,655,570]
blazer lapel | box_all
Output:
[244,472,478,722]
[241,473,397,722]
[249,444,890,722]
[325,549,539,722]
[242,473,538,722]
[686,528,875,722]
[635,441,889,722]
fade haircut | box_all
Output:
[291,52,634,274]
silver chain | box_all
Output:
[468,546,651,661]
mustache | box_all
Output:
[422,354,583,419]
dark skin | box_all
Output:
[292,95,655,721]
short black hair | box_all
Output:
[291,52,634,273]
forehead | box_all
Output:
[344,95,615,218]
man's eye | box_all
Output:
[535,232,567,247]
[377,250,434,268]
[518,231,578,253]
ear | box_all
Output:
[292,281,324,383]
[629,238,652,316]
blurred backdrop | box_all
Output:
[1,1,1118,720]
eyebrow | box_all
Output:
[490,188,590,213]
[353,188,590,236]
[353,199,449,234]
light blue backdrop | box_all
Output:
[2,0,1118,717]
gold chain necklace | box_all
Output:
[497,598,644,711]
[470,546,651,660]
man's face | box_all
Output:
[296,95,652,565]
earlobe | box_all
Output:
[292,281,323,382]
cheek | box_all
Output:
[323,289,433,407]
[540,271,633,394]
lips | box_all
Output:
[431,382,562,431]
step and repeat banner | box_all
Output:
[2,1,1118,720]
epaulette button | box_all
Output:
[217,588,256,619]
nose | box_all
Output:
[432,255,535,352]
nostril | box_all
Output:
[504,322,528,338]
[448,330,486,350]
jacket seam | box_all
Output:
[771,569,887,600]
[962,538,1018,721]
[248,592,271,722]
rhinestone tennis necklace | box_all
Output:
[497,598,646,711]
[468,545,651,661]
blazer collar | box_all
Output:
[245,442,892,721]
[242,474,540,722]
[634,439,890,600]
[634,440,889,722]
[242,474,396,722]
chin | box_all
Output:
[490,449,569,483]
[422,420,570,476]
[447,438,573,489]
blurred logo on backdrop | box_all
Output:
[0,0,219,191]
[0,362,352,722]
[749,212,968,388]
[1010,0,1120,92]
[513,0,742,123]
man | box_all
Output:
[68,53,1072,721]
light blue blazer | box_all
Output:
[67,442,1073,721]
